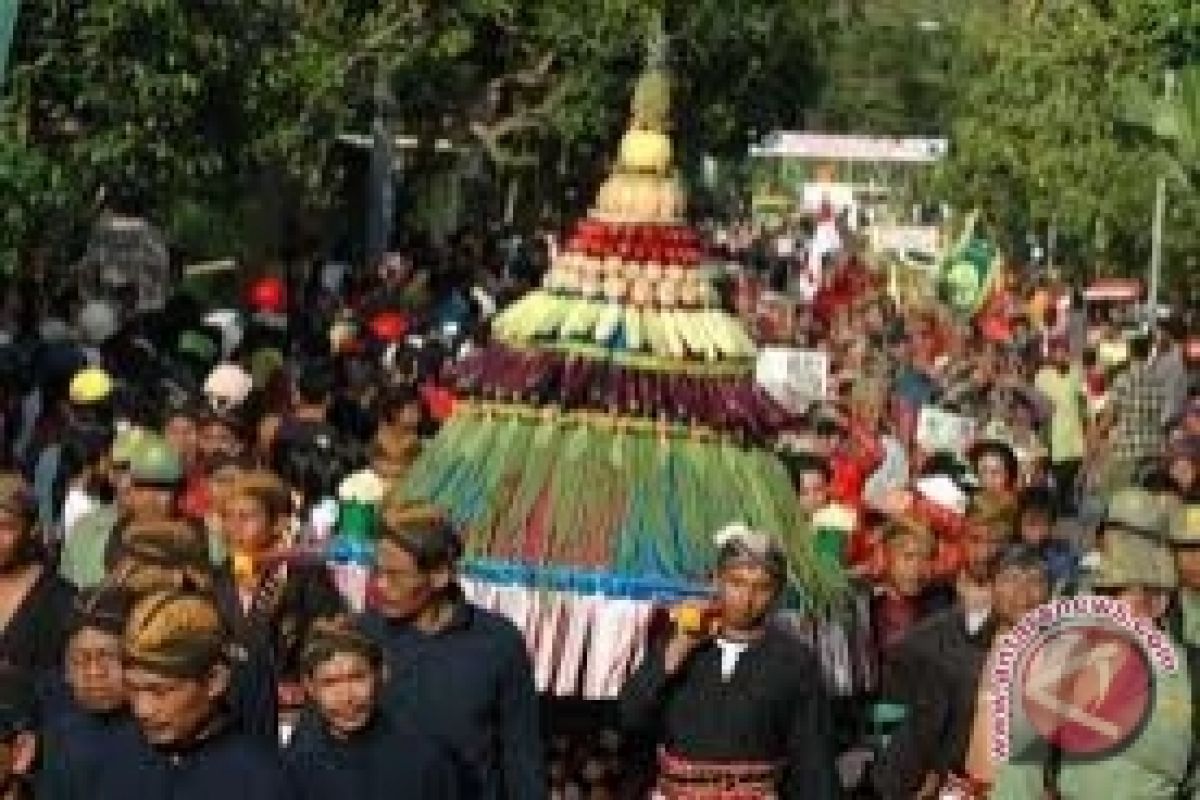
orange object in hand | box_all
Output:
[671,603,720,636]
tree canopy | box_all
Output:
[0,0,1197,290]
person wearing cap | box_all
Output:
[619,523,836,799]
[0,666,38,800]
[1035,338,1087,513]
[283,616,462,798]
[54,590,294,799]
[62,435,225,590]
[0,473,75,674]
[992,488,1199,800]
[1166,502,1200,648]
[873,543,1050,799]
[360,501,546,800]
[36,588,132,798]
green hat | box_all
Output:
[1091,488,1176,589]
[128,436,184,487]
[1106,487,1168,536]
[1167,504,1200,547]
[1088,528,1177,590]
[111,426,150,466]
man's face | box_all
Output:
[66,627,125,714]
[1019,510,1053,547]
[163,416,199,468]
[991,565,1050,628]
[977,454,1012,494]
[1115,586,1170,621]
[1169,457,1197,492]
[796,469,829,514]
[125,665,225,747]
[306,652,378,740]
[110,464,135,511]
[1185,409,1200,436]
[223,493,273,555]
[714,562,780,632]
[128,484,175,521]
[964,524,1006,581]
[887,535,931,597]
[197,421,240,464]
[0,733,34,791]
[1174,547,1200,591]
[373,540,442,620]
[0,511,27,571]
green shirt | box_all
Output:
[991,650,1195,799]
[59,507,228,588]
[1035,366,1086,462]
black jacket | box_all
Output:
[871,607,997,799]
[285,709,462,799]
[359,592,546,800]
[619,625,837,800]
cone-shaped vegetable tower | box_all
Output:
[402,27,844,610]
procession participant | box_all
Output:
[953,494,1016,614]
[0,666,37,800]
[221,470,343,708]
[870,520,952,658]
[1102,334,1166,488]
[1035,338,1088,514]
[1162,435,1200,503]
[967,439,1020,503]
[1015,486,1079,593]
[872,544,1049,800]
[992,487,1198,800]
[0,472,74,673]
[54,590,294,799]
[59,426,144,587]
[106,515,280,746]
[1166,501,1200,647]
[66,437,227,589]
[360,501,546,800]
[284,616,462,798]
[36,588,131,797]
[1153,317,1189,427]
[619,523,836,800]
[267,358,339,471]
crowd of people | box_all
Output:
[0,216,1192,800]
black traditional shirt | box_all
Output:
[619,625,837,799]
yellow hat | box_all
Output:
[69,367,113,405]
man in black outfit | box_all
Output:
[359,501,546,800]
[285,615,461,798]
[619,523,837,799]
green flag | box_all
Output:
[0,0,19,88]
[938,211,1002,317]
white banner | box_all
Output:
[756,347,829,414]
[916,406,977,454]
[869,225,941,256]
